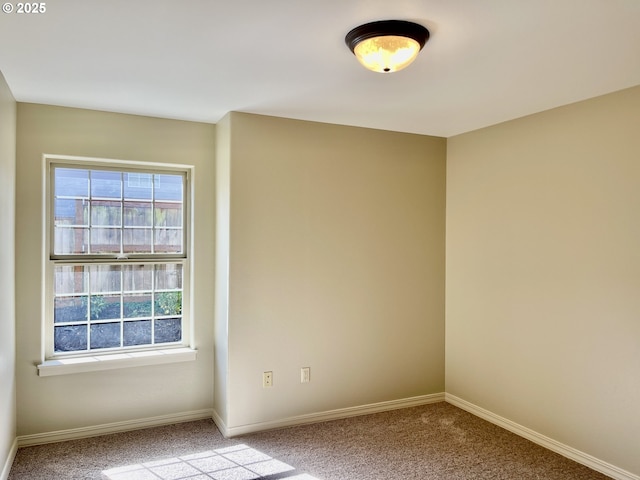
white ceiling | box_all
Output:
[1,0,639,137]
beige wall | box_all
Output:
[218,113,446,430]
[0,72,16,477]
[446,85,640,476]
[15,104,216,435]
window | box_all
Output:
[44,157,191,362]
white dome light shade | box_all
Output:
[346,20,430,73]
[353,35,421,73]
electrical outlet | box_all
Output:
[301,367,310,383]
[263,371,273,388]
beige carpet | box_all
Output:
[9,402,611,479]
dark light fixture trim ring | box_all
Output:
[345,20,430,53]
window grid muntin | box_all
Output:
[52,261,184,354]
[51,165,186,259]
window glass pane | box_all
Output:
[89,294,121,320]
[90,265,121,293]
[155,291,182,316]
[155,264,182,290]
[54,325,87,352]
[123,229,152,254]
[154,203,182,228]
[123,320,152,346]
[54,266,87,295]
[91,170,121,199]
[123,264,153,291]
[124,201,152,227]
[55,198,88,226]
[154,318,181,344]
[55,168,89,198]
[54,227,89,255]
[155,229,182,253]
[124,173,153,200]
[90,323,121,349]
[54,295,88,323]
[123,293,152,318]
[154,174,183,201]
[90,228,121,254]
[91,200,122,226]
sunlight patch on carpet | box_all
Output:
[102,443,320,479]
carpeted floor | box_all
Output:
[9,402,611,479]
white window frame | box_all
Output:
[38,154,196,376]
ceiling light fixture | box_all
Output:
[345,20,430,73]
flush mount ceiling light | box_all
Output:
[345,20,430,73]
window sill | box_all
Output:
[37,347,197,377]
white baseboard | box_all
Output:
[1,438,17,480]
[213,392,445,438]
[445,393,639,480]
[17,409,214,447]
[211,409,229,437]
